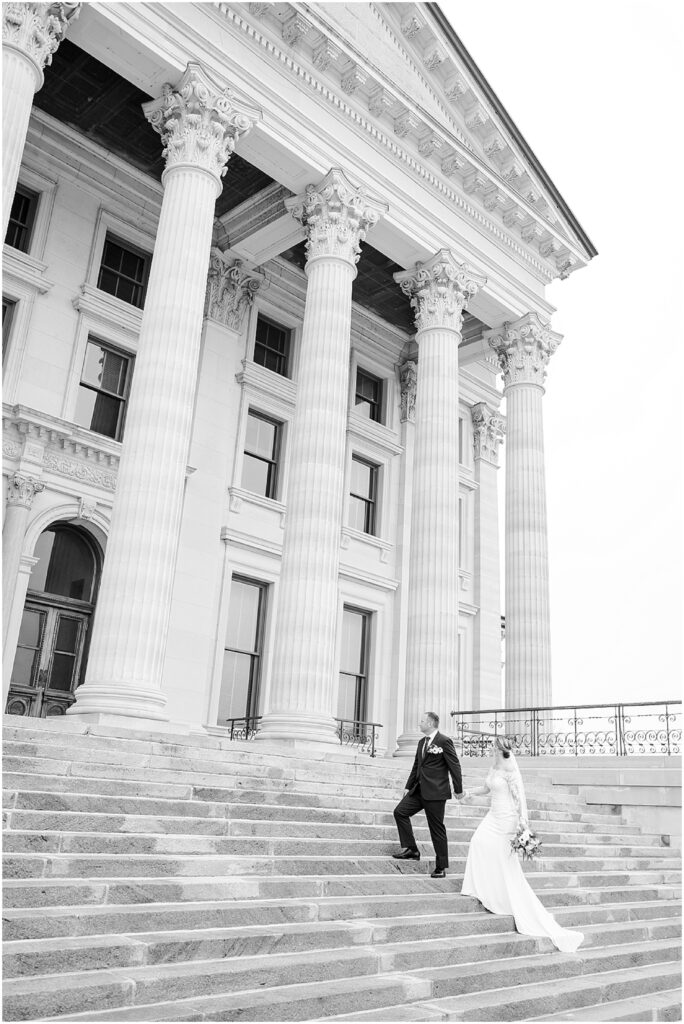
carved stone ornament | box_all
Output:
[205,249,263,330]
[394,250,487,334]
[282,12,311,48]
[284,168,388,267]
[142,63,257,185]
[6,472,45,508]
[399,359,417,423]
[471,403,505,465]
[486,312,562,389]
[312,39,340,72]
[2,2,80,79]
[78,497,97,521]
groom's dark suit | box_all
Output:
[394,731,463,871]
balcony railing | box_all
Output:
[334,718,383,757]
[450,701,682,757]
[222,716,262,740]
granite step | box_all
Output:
[2,808,660,844]
[3,907,679,979]
[2,829,676,862]
[320,960,683,1022]
[529,988,682,1021]
[4,938,679,1022]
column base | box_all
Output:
[393,730,422,757]
[255,711,340,747]
[67,684,168,722]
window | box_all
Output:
[3,297,16,365]
[242,410,281,499]
[253,315,291,377]
[458,497,466,569]
[219,577,267,726]
[5,185,39,253]
[338,607,370,726]
[458,419,464,464]
[355,368,383,423]
[97,234,150,308]
[73,339,132,441]
[349,455,378,535]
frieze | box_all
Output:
[43,451,117,490]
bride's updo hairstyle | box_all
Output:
[494,736,513,759]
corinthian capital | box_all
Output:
[394,250,486,334]
[486,312,562,389]
[6,472,44,508]
[284,168,388,267]
[471,403,505,465]
[143,63,259,186]
[2,2,80,83]
[205,249,264,331]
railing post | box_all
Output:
[371,727,376,758]
[532,709,539,757]
[665,703,671,756]
[615,704,625,757]
[573,707,578,757]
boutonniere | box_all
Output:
[427,745,443,754]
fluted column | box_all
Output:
[70,64,258,721]
[2,473,44,645]
[2,2,79,235]
[257,168,388,745]
[393,252,486,753]
[486,313,562,708]
[471,403,505,708]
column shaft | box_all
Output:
[504,383,551,706]
[3,503,31,642]
[2,48,39,235]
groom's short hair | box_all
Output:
[425,711,439,727]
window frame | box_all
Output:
[337,604,372,728]
[96,232,151,310]
[349,454,379,536]
[252,312,292,378]
[219,574,268,725]
[354,366,384,424]
[5,184,40,255]
[241,408,283,500]
[73,336,134,442]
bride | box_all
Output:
[460,735,583,953]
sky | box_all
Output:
[439,0,683,707]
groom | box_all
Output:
[392,711,463,878]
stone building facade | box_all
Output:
[2,2,595,754]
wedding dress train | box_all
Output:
[461,767,584,953]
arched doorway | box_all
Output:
[6,523,102,717]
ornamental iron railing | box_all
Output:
[335,718,383,757]
[222,716,262,740]
[450,701,681,757]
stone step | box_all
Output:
[3,905,680,979]
[2,786,638,831]
[5,870,680,910]
[529,988,682,1021]
[5,938,679,1022]
[5,849,681,884]
[5,888,679,941]
[2,829,676,862]
[2,786,647,835]
[2,808,660,844]
[322,960,683,1022]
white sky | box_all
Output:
[439,0,683,707]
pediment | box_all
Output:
[237,1,596,280]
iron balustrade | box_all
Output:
[334,718,383,757]
[222,716,262,740]
[449,701,681,757]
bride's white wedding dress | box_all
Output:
[461,766,584,953]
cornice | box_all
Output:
[214,3,586,282]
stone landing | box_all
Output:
[2,715,681,1022]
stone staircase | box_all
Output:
[2,715,681,1022]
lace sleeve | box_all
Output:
[505,772,528,825]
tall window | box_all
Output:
[458,418,464,464]
[242,410,281,499]
[349,455,378,535]
[355,368,383,423]
[458,496,466,569]
[3,297,16,366]
[5,185,39,253]
[338,607,370,725]
[219,577,267,725]
[73,339,132,441]
[97,234,150,309]
[253,315,290,377]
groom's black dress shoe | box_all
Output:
[392,848,420,860]
[431,868,446,878]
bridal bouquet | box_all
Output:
[510,824,542,861]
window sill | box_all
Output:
[341,526,393,563]
[72,283,143,337]
[2,245,53,294]
[228,485,286,525]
